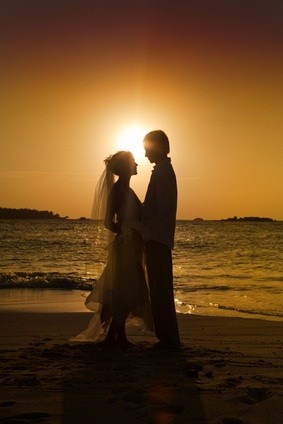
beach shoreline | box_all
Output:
[1,287,282,322]
[0,294,282,423]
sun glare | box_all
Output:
[117,125,147,162]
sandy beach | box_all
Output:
[0,290,282,424]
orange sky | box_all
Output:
[1,0,283,219]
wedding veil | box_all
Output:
[91,156,114,220]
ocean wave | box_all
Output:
[176,284,232,292]
[175,282,282,295]
[175,283,258,292]
[0,272,95,290]
[255,276,283,283]
[216,304,283,319]
[176,301,283,320]
[174,274,251,281]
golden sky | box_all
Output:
[1,0,283,219]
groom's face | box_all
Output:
[144,148,165,164]
[144,148,158,163]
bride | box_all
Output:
[74,151,153,347]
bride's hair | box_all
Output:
[106,151,133,176]
[91,151,133,219]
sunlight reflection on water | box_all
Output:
[0,220,282,320]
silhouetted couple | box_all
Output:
[74,130,180,350]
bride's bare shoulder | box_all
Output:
[110,182,124,196]
[108,183,125,207]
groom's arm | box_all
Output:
[141,167,177,246]
[155,169,177,235]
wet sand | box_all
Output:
[0,290,282,423]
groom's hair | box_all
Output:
[143,130,170,154]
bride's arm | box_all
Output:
[104,185,121,233]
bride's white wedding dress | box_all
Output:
[72,186,153,342]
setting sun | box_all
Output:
[116,125,147,162]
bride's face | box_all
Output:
[119,155,137,176]
[128,156,138,176]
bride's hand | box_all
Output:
[120,221,142,240]
[120,222,133,240]
[128,220,142,231]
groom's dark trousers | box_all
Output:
[145,240,180,347]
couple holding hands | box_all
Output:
[75,130,180,350]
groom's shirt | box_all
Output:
[143,157,177,249]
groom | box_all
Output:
[142,130,180,349]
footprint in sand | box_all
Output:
[221,418,244,424]
[222,376,243,388]
[238,387,271,404]
[204,370,214,379]
[185,361,204,371]
[120,389,146,405]
[210,359,227,368]
[0,412,51,423]
[0,401,17,408]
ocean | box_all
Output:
[0,219,282,321]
